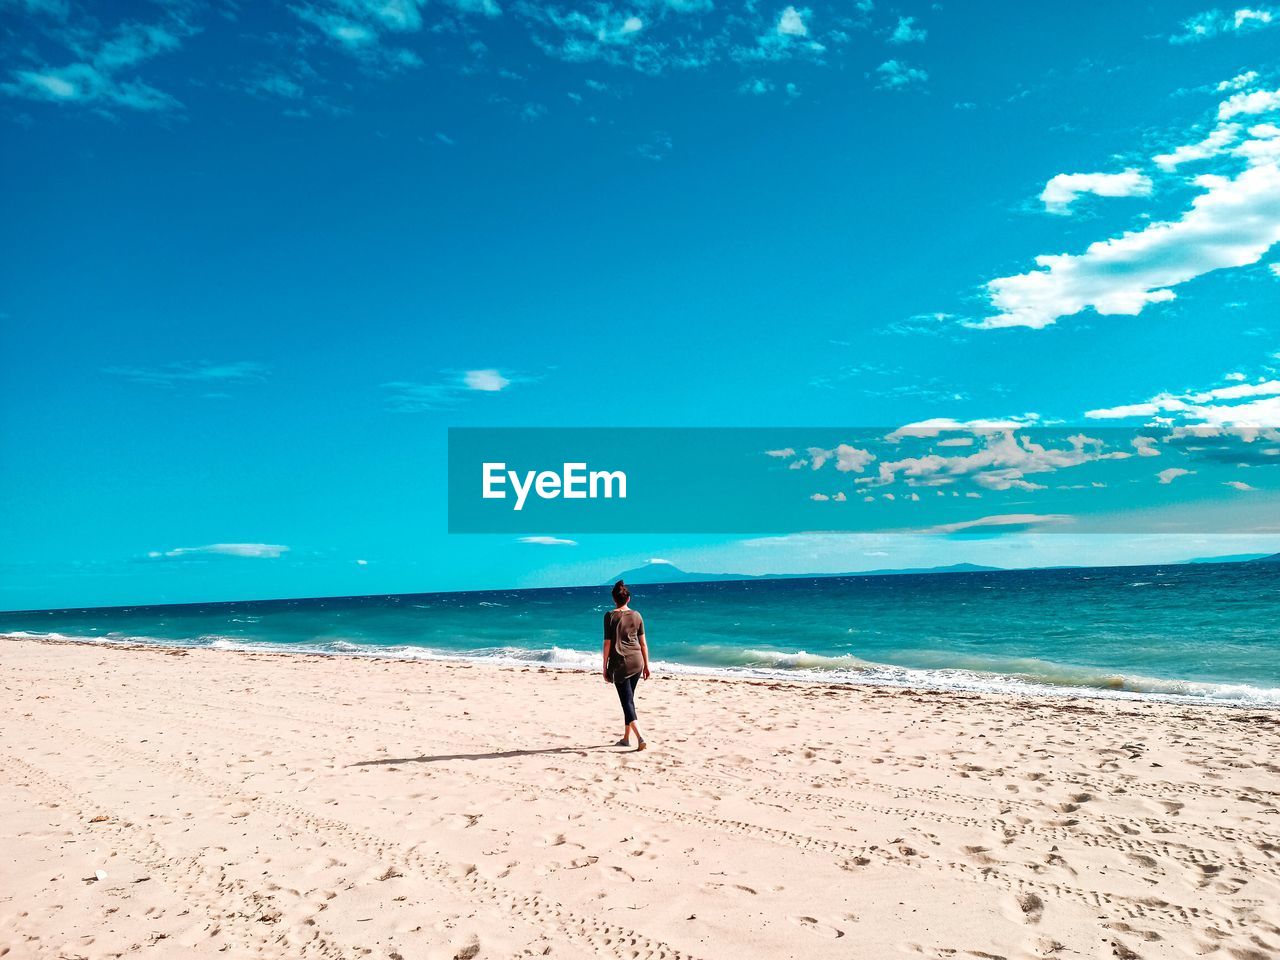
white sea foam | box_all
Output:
[6,629,1279,708]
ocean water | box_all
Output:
[3,562,1278,707]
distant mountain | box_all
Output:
[607,562,749,585]
[607,561,1003,586]
[1184,553,1274,564]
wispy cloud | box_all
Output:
[383,368,521,411]
[919,513,1073,536]
[1157,467,1194,484]
[881,312,967,339]
[888,16,926,43]
[147,543,290,560]
[104,360,270,389]
[1170,6,1277,43]
[2,16,193,112]
[517,535,578,545]
[874,59,926,90]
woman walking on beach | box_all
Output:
[603,580,650,751]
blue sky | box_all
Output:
[3,0,1280,609]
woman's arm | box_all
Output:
[602,637,612,681]
[639,633,651,680]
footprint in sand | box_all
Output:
[1013,892,1044,924]
[962,845,999,865]
[788,915,844,939]
[702,881,757,896]
[1016,935,1066,959]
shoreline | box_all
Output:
[5,629,1279,712]
[2,635,1278,959]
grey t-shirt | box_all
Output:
[604,608,645,678]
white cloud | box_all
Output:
[1271,262,1280,276]
[1039,169,1152,215]
[810,492,830,501]
[1154,123,1241,170]
[463,368,512,391]
[1226,480,1258,490]
[982,163,1280,329]
[517,536,578,545]
[1219,71,1261,92]
[1220,87,1280,120]
[149,543,289,559]
[888,16,926,43]
[1087,377,1280,426]
[874,59,927,90]
[979,80,1280,330]
[835,444,876,472]
[1133,435,1162,457]
[776,6,808,36]
[355,558,369,565]
[765,447,796,458]
[1157,467,1194,484]
[920,513,1072,535]
[868,429,1119,492]
[1236,7,1274,26]
[886,416,1040,440]
[800,443,876,472]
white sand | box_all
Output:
[1,636,1278,960]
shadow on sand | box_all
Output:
[348,745,615,766]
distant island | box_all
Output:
[1184,553,1277,565]
[608,552,1280,586]
[608,560,1004,585]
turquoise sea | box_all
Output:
[3,562,1278,707]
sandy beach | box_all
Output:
[1,637,1278,960]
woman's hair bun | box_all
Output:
[611,580,631,604]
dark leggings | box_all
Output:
[614,672,640,725]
